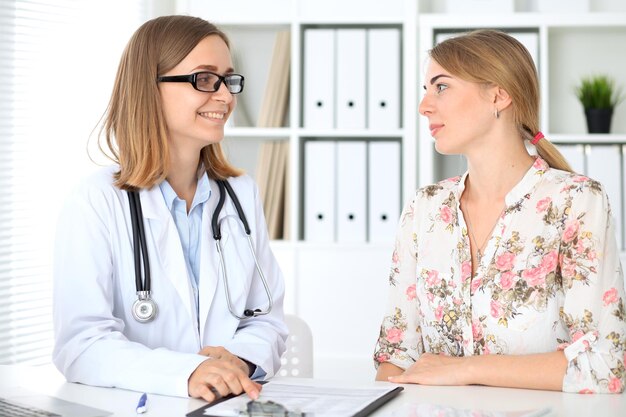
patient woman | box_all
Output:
[374,29,626,394]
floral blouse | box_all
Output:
[374,157,626,394]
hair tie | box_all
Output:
[531,131,544,145]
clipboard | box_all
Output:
[186,381,403,417]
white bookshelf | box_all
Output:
[180,0,626,380]
[181,0,417,381]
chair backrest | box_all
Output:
[278,314,313,378]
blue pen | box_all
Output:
[136,393,148,414]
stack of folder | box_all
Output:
[304,140,401,243]
[302,27,401,130]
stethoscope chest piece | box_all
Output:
[127,179,273,324]
[132,291,157,323]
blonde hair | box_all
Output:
[430,29,572,173]
[101,15,242,190]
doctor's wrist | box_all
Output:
[238,357,256,377]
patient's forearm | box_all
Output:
[375,362,404,381]
[464,350,567,391]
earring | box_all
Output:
[494,108,500,119]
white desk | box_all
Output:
[1,365,624,416]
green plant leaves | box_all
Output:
[574,75,624,109]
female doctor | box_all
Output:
[53,15,287,402]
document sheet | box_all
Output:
[199,380,402,417]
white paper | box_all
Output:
[203,381,399,416]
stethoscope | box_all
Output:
[127,179,273,323]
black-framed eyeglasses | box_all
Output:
[157,71,245,94]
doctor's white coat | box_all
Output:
[52,166,287,397]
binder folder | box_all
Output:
[336,29,366,129]
[368,28,401,129]
[369,141,401,243]
[303,29,335,128]
[304,141,336,241]
[336,141,367,242]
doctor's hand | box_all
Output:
[387,353,469,386]
[198,346,252,375]
[188,347,261,403]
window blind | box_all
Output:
[0,0,150,365]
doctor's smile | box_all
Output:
[199,111,226,120]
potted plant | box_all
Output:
[575,75,624,134]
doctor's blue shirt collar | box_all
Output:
[158,172,211,213]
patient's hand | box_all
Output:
[387,353,469,386]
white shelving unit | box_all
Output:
[183,0,418,380]
[180,0,626,379]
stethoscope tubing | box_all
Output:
[213,180,273,319]
[128,191,151,292]
[128,178,272,322]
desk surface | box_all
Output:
[0,365,624,416]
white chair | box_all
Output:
[278,314,313,377]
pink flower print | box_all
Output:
[561,256,577,280]
[608,377,623,393]
[563,219,580,243]
[440,205,452,224]
[495,251,515,271]
[499,271,515,291]
[461,261,472,282]
[540,250,558,274]
[522,266,545,287]
[453,297,462,306]
[386,327,404,344]
[536,197,552,213]
[587,250,597,262]
[572,175,587,183]
[392,249,399,264]
[483,344,491,355]
[575,239,586,254]
[426,292,435,303]
[470,276,482,294]
[472,318,483,341]
[406,284,417,301]
[376,353,390,362]
[533,157,547,169]
[435,305,444,322]
[490,300,504,319]
[603,288,619,306]
[425,270,441,287]
[572,330,585,342]
[556,342,570,351]
[578,388,595,394]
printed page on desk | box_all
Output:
[393,403,552,417]
[190,380,403,417]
